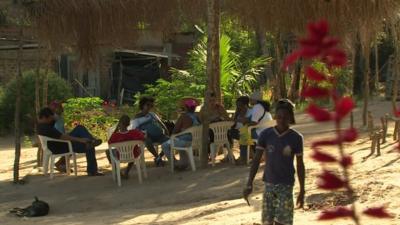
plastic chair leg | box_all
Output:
[246,145,251,165]
[141,153,147,179]
[116,163,121,187]
[50,156,55,179]
[73,154,77,176]
[42,153,50,175]
[65,155,70,176]
[210,143,216,167]
[135,159,143,184]
[111,161,116,181]
[226,145,235,164]
[171,149,175,173]
[187,148,196,171]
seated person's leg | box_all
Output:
[72,141,99,175]
[144,138,159,158]
[172,138,191,168]
[161,140,172,161]
[69,125,94,139]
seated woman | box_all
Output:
[108,115,145,179]
[130,96,170,166]
[161,98,201,170]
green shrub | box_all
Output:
[63,97,131,141]
[0,70,73,133]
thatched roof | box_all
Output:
[26,0,400,64]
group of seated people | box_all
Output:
[37,90,274,177]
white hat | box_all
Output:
[249,91,263,101]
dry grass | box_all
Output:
[25,0,400,65]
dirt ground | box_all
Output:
[0,99,399,225]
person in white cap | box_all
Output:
[248,91,273,138]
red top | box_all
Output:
[108,129,145,158]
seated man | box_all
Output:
[37,107,103,176]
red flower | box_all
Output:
[394,108,400,117]
[311,149,337,163]
[306,104,332,122]
[323,48,347,68]
[312,139,338,148]
[340,156,353,168]
[317,170,346,190]
[335,97,354,121]
[102,101,109,106]
[302,86,330,99]
[282,50,302,70]
[363,207,394,218]
[305,66,327,81]
[318,207,354,220]
[341,128,358,142]
[111,103,116,108]
[308,20,329,40]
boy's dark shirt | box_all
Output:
[37,123,69,154]
[257,127,303,186]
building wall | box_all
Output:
[0,49,39,84]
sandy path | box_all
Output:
[0,99,399,225]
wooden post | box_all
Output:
[392,50,399,113]
[201,0,221,168]
[42,55,50,107]
[362,49,370,126]
[13,27,23,183]
[374,42,379,92]
[117,57,123,105]
[35,48,43,167]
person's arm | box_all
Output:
[295,135,305,208]
[296,154,305,208]
[153,113,170,135]
[243,146,264,200]
[172,116,184,134]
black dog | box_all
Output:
[10,197,49,217]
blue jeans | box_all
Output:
[69,125,98,174]
[228,128,258,159]
[161,136,191,167]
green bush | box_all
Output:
[63,97,135,141]
[0,70,73,133]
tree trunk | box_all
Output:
[274,36,287,99]
[42,59,49,107]
[255,27,271,86]
[13,27,23,183]
[392,50,399,113]
[353,38,363,96]
[201,0,220,168]
[374,42,379,93]
[362,49,371,126]
[117,58,123,104]
[288,60,302,102]
[35,49,42,167]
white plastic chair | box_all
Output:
[209,121,235,166]
[170,125,202,172]
[108,140,147,187]
[38,135,77,179]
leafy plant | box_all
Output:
[0,70,73,133]
[285,20,394,224]
[63,97,120,141]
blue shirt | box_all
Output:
[257,127,303,186]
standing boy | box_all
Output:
[243,99,305,225]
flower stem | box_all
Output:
[335,121,360,225]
